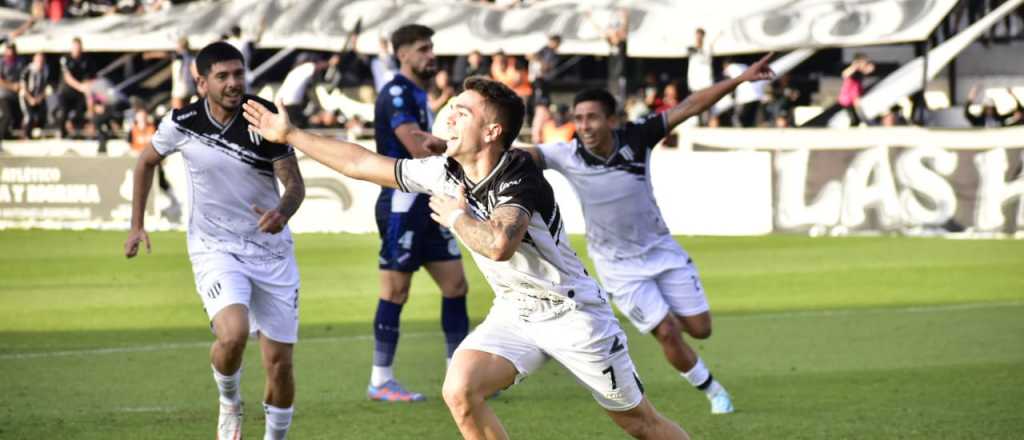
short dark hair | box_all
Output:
[549,35,562,43]
[391,24,434,54]
[853,52,869,61]
[462,76,525,149]
[573,88,617,118]
[230,25,242,37]
[195,42,244,77]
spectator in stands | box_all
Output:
[46,0,65,22]
[0,43,24,139]
[838,53,874,127]
[277,53,328,129]
[966,84,1015,127]
[428,67,454,114]
[1006,89,1024,126]
[687,27,716,125]
[223,22,264,86]
[530,35,561,103]
[454,49,488,87]
[18,52,46,139]
[92,100,117,154]
[762,83,799,127]
[874,105,906,127]
[686,28,715,93]
[128,106,156,152]
[539,103,575,143]
[491,51,531,101]
[723,58,767,127]
[369,36,398,92]
[585,8,629,110]
[965,85,1024,127]
[56,36,94,138]
[323,20,375,92]
[528,35,561,140]
[170,36,195,109]
[654,82,681,114]
[309,108,342,128]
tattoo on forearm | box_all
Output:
[274,158,305,218]
[455,206,529,258]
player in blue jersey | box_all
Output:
[367,24,469,402]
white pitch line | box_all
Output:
[2,301,1021,360]
[718,300,1024,321]
[0,332,429,361]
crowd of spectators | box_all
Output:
[0,3,1021,154]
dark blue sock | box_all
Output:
[441,296,469,359]
[373,299,403,367]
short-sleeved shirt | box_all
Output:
[151,96,296,260]
[20,66,46,98]
[395,149,606,321]
[59,54,93,89]
[0,57,24,84]
[538,112,673,261]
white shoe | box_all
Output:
[709,388,735,414]
[218,401,243,440]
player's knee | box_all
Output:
[381,287,410,305]
[441,374,481,416]
[689,325,712,340]
[216,332,248,356]
[442,276,468,299]
[652,315,682,345]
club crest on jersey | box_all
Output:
[389,85,403,96]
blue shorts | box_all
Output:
[376,190,461,272]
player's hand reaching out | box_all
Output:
[124,228,151,258]
[253,205,289,234]
[429,186,470,228]
[738,52,776,83]
[243,97,292,144]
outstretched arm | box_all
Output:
[243,98,400,188]
[664,52,775,130]
[429,189,529,262]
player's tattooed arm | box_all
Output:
[456,206,530,261]
[430,191,529,261]
[273,156,305,219]
[253,156,305,234]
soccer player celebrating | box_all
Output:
[367,24,470,402]
[243,76,690,439]
[125,42,305,440]
[519,54,776,415]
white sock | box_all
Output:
[681,358,710,388]
[212,365,242,405]
[263,403,293,440]
[370,365,394,387]
[682,358,725,398]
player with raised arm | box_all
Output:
[124,42,305,440]
[519,53,775,415]
[365,24,471,402]
[243,76,691,439]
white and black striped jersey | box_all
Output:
[538,112,674,260]
[151,96,296,260]
[395,149,606,321]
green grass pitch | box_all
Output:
[1,230,1022,439]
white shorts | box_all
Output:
[457,301,645,412]
[593,237,709,334]
[191,252,301,344]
